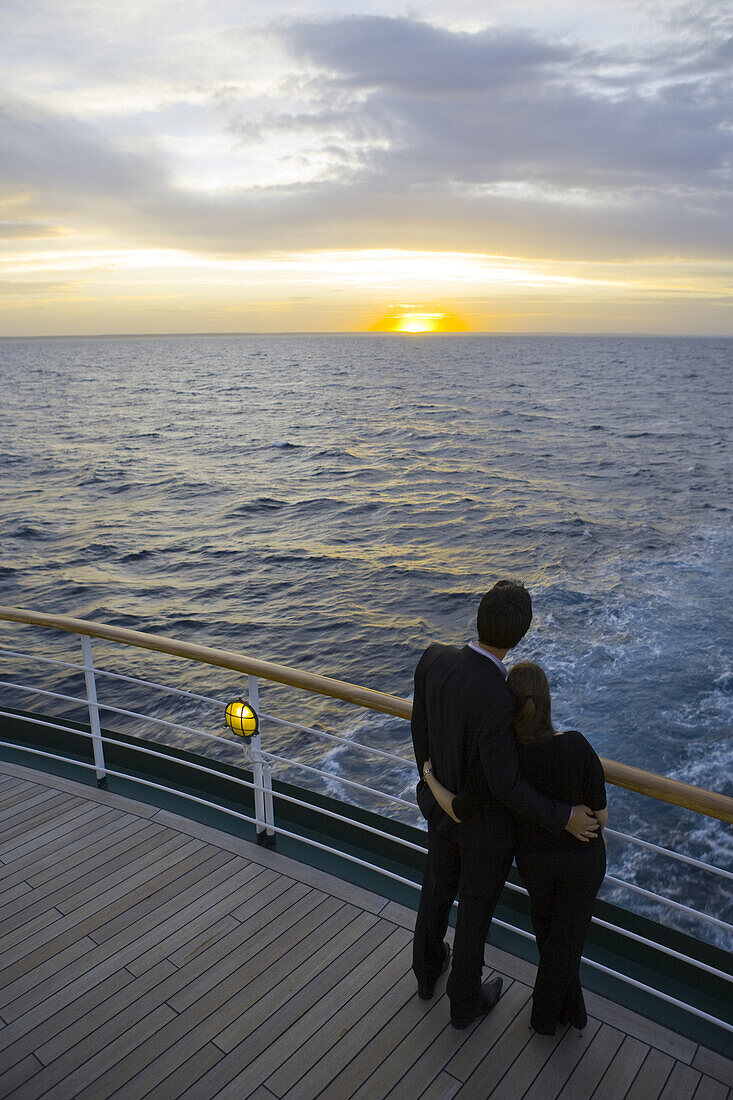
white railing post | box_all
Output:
[247,676,276,847]
[80,635,106,788]
[262,760,276,846]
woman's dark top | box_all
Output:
[515,730,606,852]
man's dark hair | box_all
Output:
[476,580,532,649]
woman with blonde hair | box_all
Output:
[423,661,607,1035]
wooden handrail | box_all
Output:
[1,605,732,824]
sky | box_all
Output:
[1,0,732,336]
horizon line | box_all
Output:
[2,330,731,341]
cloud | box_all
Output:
[0,219,67,238]
[0,278,75,296]
[0,98,167,207]
[274,16,732,191]
[0,13,731,264]
[283,17,575,94]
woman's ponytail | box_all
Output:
[507,664,554,744]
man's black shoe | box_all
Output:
[450,976,504,1029]
[417,942,451,999]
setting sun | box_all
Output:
[370,307,468,334]
[396,313,442,333]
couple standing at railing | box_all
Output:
[411,579,608,1033]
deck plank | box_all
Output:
[266,940,418,1099]
[449,1003,537,1099]
[166,882,321,1012]
[71,896,352,1100]
[0,811,141,886]
[150,807,397,916]
[0,837,216,983]
[581,988,698,1064]
[0,851,235,1022]
[0,967,135,1078]
[107,1042,227,1100]
[0,797,106,850]
[288,970,414,1099]
[56,834,205,914]
[625,1048,676,1100]
[84,844,229,940]
[197,923,406,1098]
[26,817,165,888]
[443,978,532,1084]
[0,762,159,818]
[130,910,240,977]
[359,1000,466,1100]
[659,1061,702,1099]
[530,1023,624,1100]
[0,786,60,820]
[264,928,413,1097]
[0,774,27,790]
[693,1077,731,1099]
[0,858,253,1055]
[0,828,189,928]
[0,936,101,1016]
[0,762,730,1100]
[0,1054,44,1096]
[89,853,246,956]
[589,1034,650,1100]
[107,909,385,1100]
[212,910,384,1053]
[414,1071,463,1100]
[3,816,148,893]
[10,1003,178,1100]
[0,805,119,867]
[35,959,178,1066]
[693,1049,733,1089]
[310,968,454,1100]
[0,880,31,907]
[489,1018,602,1100]
[0,792,77,841]
[344,975,526,1100]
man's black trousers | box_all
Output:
[413,822,513,1018]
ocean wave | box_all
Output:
[6,524,53,541]
[288,497,345,514]
[228,498,287,515]
[312,448,360,460]
[119,549,156,563]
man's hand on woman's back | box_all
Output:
[565,805,600,842]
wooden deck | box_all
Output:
[0,762,730,1100]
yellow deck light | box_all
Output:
[225,698,259,740]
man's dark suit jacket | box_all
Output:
[411,644,569,848]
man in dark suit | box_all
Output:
[411,580,598,1028]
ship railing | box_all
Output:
[0,606,731,1039]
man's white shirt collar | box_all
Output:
[468,641,508,679]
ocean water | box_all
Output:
[1,334,731,942]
